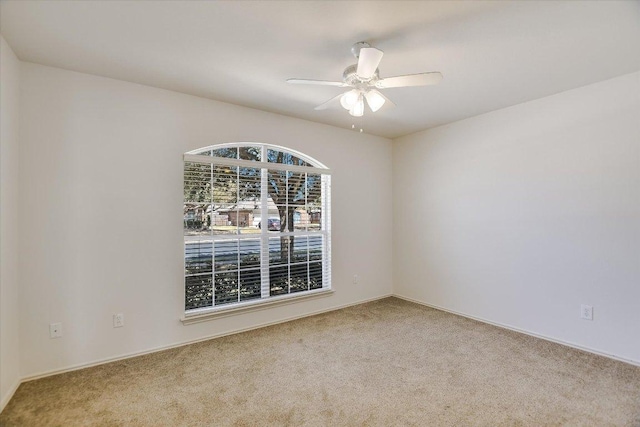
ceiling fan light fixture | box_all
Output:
[349,94,364,117]
[290,42,442,118]
[340,89,360,110]
[365,89,386,112]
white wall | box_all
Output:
[9,48,638,391]
[393,72,640,363]
[18,62,393,378]
[0,36,21,408]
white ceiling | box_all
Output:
[1,1,639,139]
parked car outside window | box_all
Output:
[258,218,281,231]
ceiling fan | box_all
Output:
[287,42,443,117]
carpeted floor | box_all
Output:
[1,297,639,426]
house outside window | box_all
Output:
[183,143,331,314]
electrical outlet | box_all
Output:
[581,305,593,321]
[49,322,62,339]
[352,274,359,284]
[113,313,124,328]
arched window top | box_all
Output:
[186,142,329,170]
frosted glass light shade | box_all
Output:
[365,89,386,112]
[349,95,364,117]
[340,90,360,110]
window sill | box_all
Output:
[181,289,334,325]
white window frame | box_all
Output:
[182,143,332,323]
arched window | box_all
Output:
[183,143,331,315]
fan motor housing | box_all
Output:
[343,64,379,87]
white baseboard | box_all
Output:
[10,291,638,411]
[1,378,21,413]
[21,293,393,383]
[393,294,640,367]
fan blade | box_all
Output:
[377,90,396,108]
[376,72,443,88]
[379,92,396,107]
[287,78,347,87]
[356,47,384,79]
[314,93,344,110]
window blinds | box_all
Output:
[184,145,331,314]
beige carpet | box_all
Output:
[1,297,639,426]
